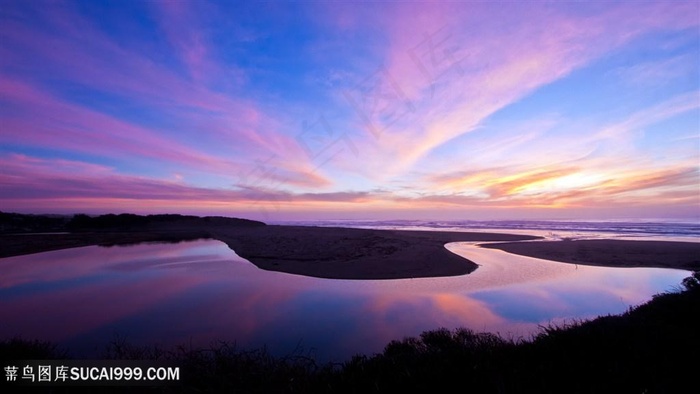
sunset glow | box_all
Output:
[1,1,698,220]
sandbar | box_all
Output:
[482,239,700,271]
[0,222,535,279]
[1,220,698,279]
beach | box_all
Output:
[1,220,698,278]
[0,222,537,280]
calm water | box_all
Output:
[0,239,690,362]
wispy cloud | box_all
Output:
[330,1,699,184]
[0,1,697,219]
[593,92,700,141]
[613,54,698,87]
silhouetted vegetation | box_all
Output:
[3,272,698,393]
[66,213,265,231]
[0,211,69,233]
[0,213,266,258]
[0,337,69,360]
[0,212,265,234]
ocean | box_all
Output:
[270,219,700,242]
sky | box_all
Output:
[1,0,698,221]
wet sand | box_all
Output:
[0,223,535,279]
[210,225,538,279]
[482,240,700,271]
[1,223,697,279]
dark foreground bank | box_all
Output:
[2,271,698,393]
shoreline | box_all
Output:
[210,225,541,279]
[0,224,539,280]
[1,221,699,278]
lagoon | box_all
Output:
[0,239,689,362]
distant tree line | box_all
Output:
[0,212,69,234]
[67,213,266,231]
[67,213,189,230]
[0,212,265,233]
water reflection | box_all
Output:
[0,240,690,361]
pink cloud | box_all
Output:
[334,1,700,180]
[0,77,239,172]
[0,155,355,211]
[0,75,330,190]
[151,0,228,85]
[0,3,307,162]
[2,145,696,218]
